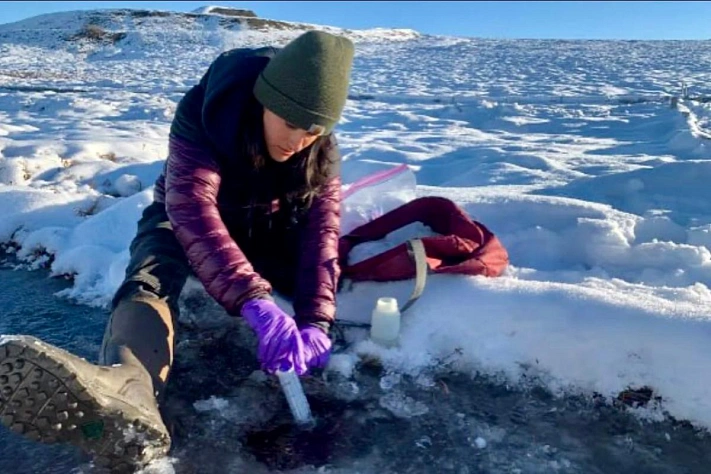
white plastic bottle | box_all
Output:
[370,297,401,347]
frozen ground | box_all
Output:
[1,6,711,473]
[1,263,711,474]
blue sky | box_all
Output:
[1,1,709,40]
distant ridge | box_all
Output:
[0,6,421,49]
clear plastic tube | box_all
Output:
[276,369,315,428]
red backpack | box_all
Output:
[338,196,509,309]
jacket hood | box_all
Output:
[198,47,277,159]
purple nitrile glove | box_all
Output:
[300,325,333,371]
[240,299,307,375]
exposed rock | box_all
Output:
[205,7,258,18]
[68,23,126,44]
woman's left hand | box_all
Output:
[300,325,332,371]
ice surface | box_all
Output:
[379,391,430,418]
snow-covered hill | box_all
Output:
[2,7,711,468]
[0,6,419,54]
[0,6,420,97]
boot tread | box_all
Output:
[0,336,170,473]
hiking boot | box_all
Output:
[0,335,171,473]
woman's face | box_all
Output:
[263,108,320,162]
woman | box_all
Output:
[0,30,354,472]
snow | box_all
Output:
[1,5,711,440]
[0,335,24,345]
[191,6,243,16]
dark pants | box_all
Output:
[100,201,300,396]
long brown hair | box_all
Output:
[239,93,334,207]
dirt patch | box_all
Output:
[67,24,126,44]
[0,70,75,81]
[129,10,173,19]
[207,7,257,18]
[227,17,316,32]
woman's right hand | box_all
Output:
[240,299,307,375]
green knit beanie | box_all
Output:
[254,30,355,135]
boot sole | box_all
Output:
[0,336,170,473]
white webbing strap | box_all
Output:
[400,238,427,313]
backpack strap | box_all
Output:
[401,239,427,313]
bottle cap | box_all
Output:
[376,297,399,314]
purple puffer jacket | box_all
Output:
[152,48,342,326]
[156,135,341,325]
